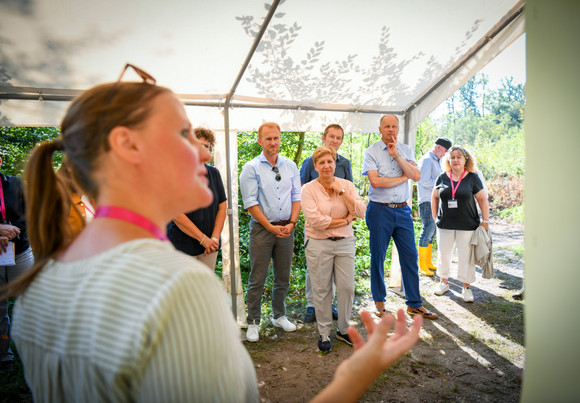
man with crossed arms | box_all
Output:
[363,115,438,320]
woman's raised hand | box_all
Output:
[313,309,422,402]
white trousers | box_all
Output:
[305,237,355,337]
[194,251,218,272]
[437,228,476,284]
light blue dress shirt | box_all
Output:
[417,151,442,204]
[362,140,415,203]
[239,152,301,223]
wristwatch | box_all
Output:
[338,188,345,196]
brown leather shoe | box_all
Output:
[407,305,438,320]
[374,301,388,317]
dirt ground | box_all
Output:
[244,217,525,402]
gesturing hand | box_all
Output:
[334,309,422,389]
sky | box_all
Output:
[480,34,526,88]
[430,33,526,117]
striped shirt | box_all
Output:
[12,239,259,403]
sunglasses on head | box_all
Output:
[104,63,157,105]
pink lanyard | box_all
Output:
[0,177,6,222]
[450,170,466,199]
[95,205,168,241]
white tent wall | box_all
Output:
[0,99,69,127]
[1,0,523,127]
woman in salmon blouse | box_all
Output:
[301,146,366,352]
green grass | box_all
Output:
[495,204,524,224]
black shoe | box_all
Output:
[318,335,332,352]
[305,306,316,323]
[336,330,353,346]
[332,305,339,320]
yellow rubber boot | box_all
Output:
[427,243,437,271]
[419,246,435,276]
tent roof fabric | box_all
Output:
[0,0,523,133]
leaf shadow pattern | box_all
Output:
[237,2,484,118]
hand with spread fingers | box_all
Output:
[313,309,422,402]
[342,310,422,382]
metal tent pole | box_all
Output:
[222,0,281,317]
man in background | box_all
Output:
[240,122,302,342]
[363,115,437,320]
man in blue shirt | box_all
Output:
[300,124,353,323]
[239,122,302,342]
[363,115,438,320]
[300,124,353,184]
[417,137,451,276]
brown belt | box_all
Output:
[377,201,407,208]
[270,220,291,226]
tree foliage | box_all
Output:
[0,127,61,176]
[421,73,525,179]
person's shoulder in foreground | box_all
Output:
[14,239,259,402]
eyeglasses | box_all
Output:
[272,166,281,181]
[201,143,214,153]
[104,63,157,105]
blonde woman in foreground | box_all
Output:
[6,64,422,402]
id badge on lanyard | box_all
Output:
[448,171,466,209]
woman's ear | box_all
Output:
[107,126,143,164]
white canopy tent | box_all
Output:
[0,0,525,321]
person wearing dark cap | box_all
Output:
[417,137,451,276]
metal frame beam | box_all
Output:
[221,0,281,318]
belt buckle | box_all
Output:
[387,203,398,208]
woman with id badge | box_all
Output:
[0,155,34,370]
[431,146,489,302]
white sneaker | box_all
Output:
[434,281,449,295]
[462,287,474,303]
[272,316,297,332]
[246,324,259,342]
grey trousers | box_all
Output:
[1,246,34,363]
[246,220,294,324]
[305,237,355,337]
